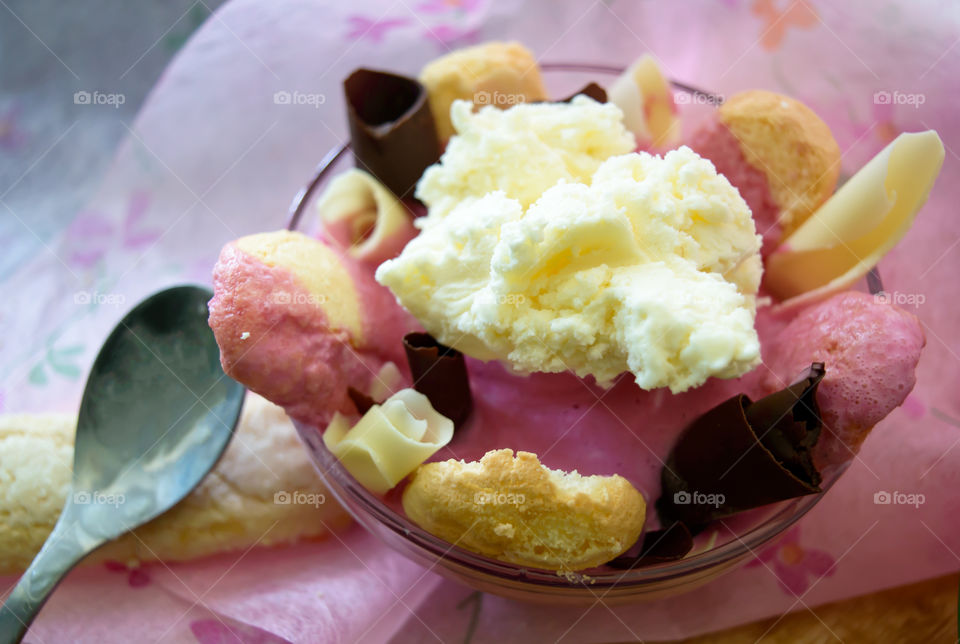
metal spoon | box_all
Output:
[0,285,244,643]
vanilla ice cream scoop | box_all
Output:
[415,96,636,219]
[378,141,762,392]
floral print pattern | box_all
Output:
[417,0,484,15]
[0,103,27,150]
[63,190,158,270]
[751,0,819,51]
[104,560,152,588]
[345,15,410,43]
[748,526,836,595]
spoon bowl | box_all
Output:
[0,285,244,642]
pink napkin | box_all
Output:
[2,528,436,643]
[4,0,959,641]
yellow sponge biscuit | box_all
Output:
[402,449,646,571]
[236,230,362,340]
[419,41,549,140]
[719,90,841,237]
[0,393,350,574]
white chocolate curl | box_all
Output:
[607,54,680,147]
[322,388,454,494]
[368,361,404,402]
[316,169,416,264]
[766,131,944,306]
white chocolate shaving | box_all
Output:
[369,361,404,402]
[766,131,944,306]
[322,388,453,494]
[316,169,414,263]
[607,54,680,147]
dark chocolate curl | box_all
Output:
[558,82,607,104]
[607,521,694,569]
[537,82,608,105]
[343,69,440,200]
[347,386,377,416]
[746,363,825,485]
[657,364,826,527]
[403,333,472,429]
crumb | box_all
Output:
[493,523,515,538]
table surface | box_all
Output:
[682,573,957,643]
[0,0,223,282]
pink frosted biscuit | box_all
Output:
[690,90,841,255]
[209,230,417,427]
[761,291,925,468]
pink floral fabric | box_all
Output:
[3,0,958,642]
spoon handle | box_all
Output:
[0,512,93,643]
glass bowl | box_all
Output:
[284,64,857,603]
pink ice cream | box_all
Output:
[368,291,922,521]
[209,230,417,428]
